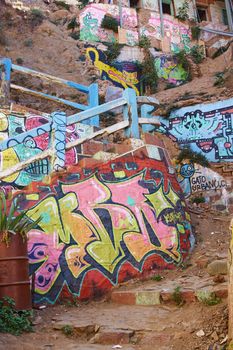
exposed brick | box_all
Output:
[214,288,228,299]
[111,291,136,305]
[161,289,197,303]
[92,328,134,344]
[78,157,102,168]
[103,142,132,155]
[160,291,173,302]
[181,290,197,302]
[131,146,149,159]
[82,140,104,155]
[142,133,165,148]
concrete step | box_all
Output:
[111,275,228,306]
[50,301,228,348]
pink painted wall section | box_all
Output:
[80,4,138,45]
[16,155,193,305]
[140,13,191,53]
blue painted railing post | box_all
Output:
[85,83,99,127]
[0,58,11,107]
[52,111,67,172]
[141,104,156,132]
[123,88,139,139]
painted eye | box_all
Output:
[24,137,36,148]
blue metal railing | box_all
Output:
[0,57,99,126]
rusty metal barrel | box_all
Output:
[0,234,31,310]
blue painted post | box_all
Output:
[123,88,139,139]
[52,111,67,172]
[141,104,156,133]
[0,58,12,107]
[85,83,99,127]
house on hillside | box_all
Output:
[80,0,232,50]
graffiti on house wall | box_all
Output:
[86,47,140,95]
[140,13,191,53]
[155,98,233,162]
[0,111,94,186]
[177,163,229,198]
[19,156,192,304]
[80,4,138,45]
[153,54,188,86]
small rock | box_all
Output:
[207,260,227,276]
[220,335,228,344]
[49,10,69,23]
[213,274,225,283]
[211,330,219,342]
[32,316,42,325]
[196,329,205,337]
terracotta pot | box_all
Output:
[0,233,31,310]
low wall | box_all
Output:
[16,154,193,304]
[155,98,233,163]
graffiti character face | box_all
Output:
[180,163,195,178]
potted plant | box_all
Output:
[0,192,41,310]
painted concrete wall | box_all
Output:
[155,98,233,162]
[152,52,189,86]
[79,3,192,52]
[139,12,192,53]
[14,154,193,304]
[80,4,138,46]
[86,47,141,95]
[177,162,230,197]
[0,108,94,187]
[209,1,226,25]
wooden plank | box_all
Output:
[137,96,160,106]
[0,58,11,107]
[0,96,127,152]
[139,117,161,125]
[123,89,139,139]
[12,64,90,93]
[0,148,53,180]
[67,97,127,125]
[66,120,129,150]
[0,120,129,179]
[11,84,89,110]
[52,111,67,172]
[0,119,52,151]
[85,83,99,127]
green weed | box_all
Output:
[0,297,33,336]
[172,286,183,306]
[151,275,163,281]
[61,324,74,336]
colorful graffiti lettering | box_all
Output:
[177,163,229,198]
[86,47,140,95]
[154,54,188,86]
[140,13,191,53]
[155,98,233,162]
[80,4,137,44]
[0,111,94,186]
[20,156,192,304]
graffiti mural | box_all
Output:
[80,4,138,45]
[0,110,94,186]
[155,98,233,162]
[140,13,191,53]
[177,162,229,198]
[18,156,192,304]
[154,54,188,86]
[86,47,140,95]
